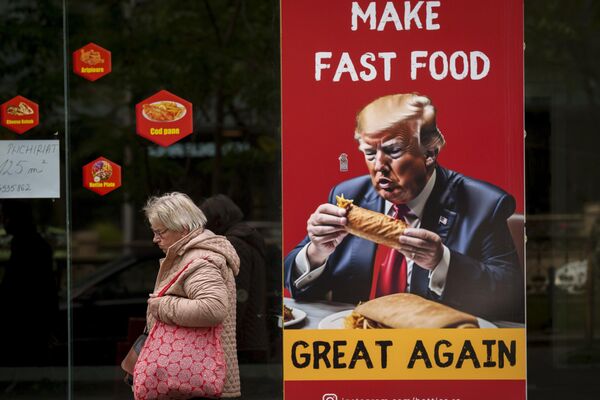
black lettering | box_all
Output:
[408,340,432,368]
[498,340,516,368]
[434,340,453,367]
[456,340,480,368]
[313,341,331,369]
[332,341,347,368]
[375,340,393,368]
[482,340,497,367]
[349,340,373,369]
[291,340,310,368]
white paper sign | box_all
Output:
[0,140,60,198]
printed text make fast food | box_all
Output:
[314,1,491,82]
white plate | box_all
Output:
[283,307,307,328]
[318,309,498,329]
[318,309,353,329]
[142,101,187,122]
[477,318,497,328]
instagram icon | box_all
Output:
[322,394,338,400]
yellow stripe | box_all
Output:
[284,329,526,380]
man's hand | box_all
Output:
[306,203,348,268]
[398,228,444,270]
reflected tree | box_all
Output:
[65,0,280,240]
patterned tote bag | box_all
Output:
[133,258,226,399]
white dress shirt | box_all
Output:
[293,169,451,296]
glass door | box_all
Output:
[1,1,282,399]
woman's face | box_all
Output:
[150,221,188,253]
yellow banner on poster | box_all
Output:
[284,329,526,381]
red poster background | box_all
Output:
[281,0,524,254]
[285,380,526,400]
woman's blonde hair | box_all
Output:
[143,192,207,232]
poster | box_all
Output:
[281,1,525,399]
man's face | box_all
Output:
[358,126,432,205]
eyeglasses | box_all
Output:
[151,227,169,238]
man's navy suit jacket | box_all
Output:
[284,166,524,322]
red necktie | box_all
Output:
[374,204,411,298]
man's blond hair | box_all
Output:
[355,93,446,155]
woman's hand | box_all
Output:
[147,294,161,320]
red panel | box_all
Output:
[285,380,526,400]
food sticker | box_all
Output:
[72,43,112,81]
[82,157,121,196]
[135,90,193,147]
[1,96,39,134]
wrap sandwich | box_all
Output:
[344,293,479,329]
[336,195,407,250]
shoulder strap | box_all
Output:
[157,257,205,297]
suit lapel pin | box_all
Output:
[439,216,448,225]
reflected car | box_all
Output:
[58,248,162,365]
[554,259,588,295]
[54,221,282,366]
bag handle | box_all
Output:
[157,257,206,297]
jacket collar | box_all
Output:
[161,228,204,262]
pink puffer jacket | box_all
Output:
[146,228,241,398]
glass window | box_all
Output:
[1,1,281,399]
[526,0,600,398]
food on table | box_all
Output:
[6,102,34,116]
[344,293,479,329]
[336,194,407,249]
[80,48,104,65]
[283,305,294,323]
[142,101,185,122]
[92,160,113,182]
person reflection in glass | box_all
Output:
[0,200,56,366]
[201,194,269,362]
